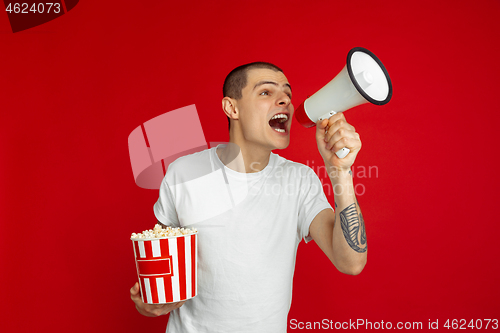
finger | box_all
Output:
[319,111,344,126]
[325,117,355,144]
[322,113,343,140]
[325,128,358,150]
[326,112,346,129]
[315,119,330,143]
[174,301,186,310]
[149,301,186,317]
[130,283,143,303]
[138,303,165,317]
[130,282,140,295]
[330,137,361,154]
[315,119,329,139]
[328,117,355,135]
[316,118,329,130]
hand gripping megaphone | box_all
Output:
[295,47,393,158]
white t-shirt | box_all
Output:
[153,145,332,333]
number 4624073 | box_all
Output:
[443,319,498,330]
[5,3,62,14]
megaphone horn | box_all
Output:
[295,47,393,159]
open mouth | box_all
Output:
[268,113,289,133]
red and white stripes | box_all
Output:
[132,234,197,303]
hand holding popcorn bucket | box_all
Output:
[131,224,198,304]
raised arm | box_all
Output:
[309,113,367,275]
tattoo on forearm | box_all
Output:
[340,202,367,253]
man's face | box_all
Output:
[234,68,294,151]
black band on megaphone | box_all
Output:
[347,47,393,106]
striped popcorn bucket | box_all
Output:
[132,233,198,304]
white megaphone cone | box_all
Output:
[295,47,393,158]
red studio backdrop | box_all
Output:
[1,1,499,332]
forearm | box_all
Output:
[327,164,367,275]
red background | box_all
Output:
[1,0,499,331]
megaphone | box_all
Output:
[295,47,392,159]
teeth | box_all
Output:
[273,128,285,133]
[271,114,288,122]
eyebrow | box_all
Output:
[253,81,292,93]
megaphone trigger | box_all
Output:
[335,147,350,159]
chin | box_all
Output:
[273,139,290,150]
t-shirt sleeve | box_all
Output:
[153,176,181,228]
[297,167,333,243]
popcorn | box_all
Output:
[131,223,198,240]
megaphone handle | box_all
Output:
[319,111,350,159]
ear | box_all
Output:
[222,97,239,120]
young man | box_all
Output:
[130,62,367,332]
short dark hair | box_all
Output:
[223,62,283,131]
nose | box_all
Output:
[276,91,291,107]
